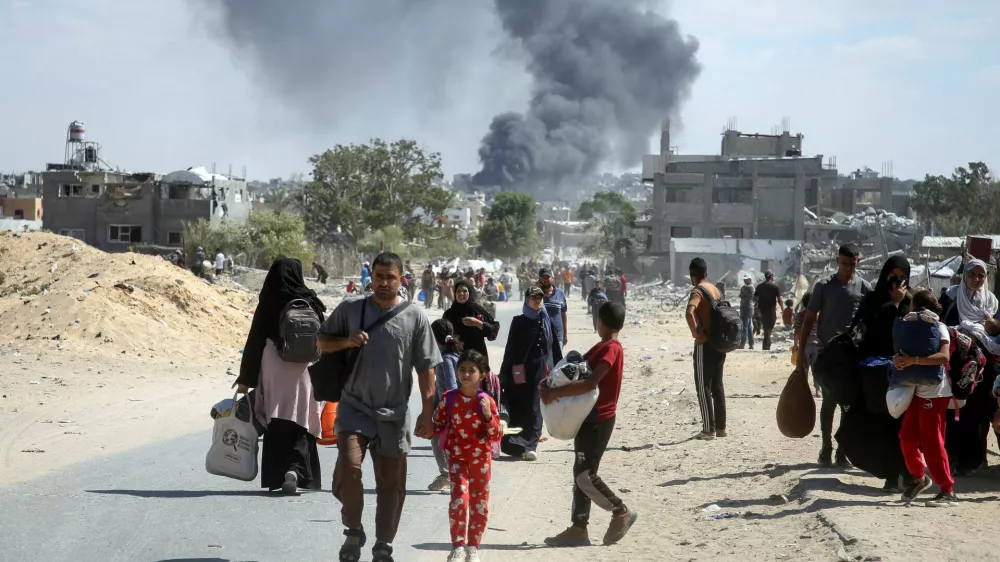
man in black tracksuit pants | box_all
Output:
[686,257,727,440]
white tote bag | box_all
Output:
[886,385,915,419]
[541,357,599,441]
[206,391,260,481]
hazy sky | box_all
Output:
[2,0,996,182]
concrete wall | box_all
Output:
[0,197,42,220]
[43,169,252,252]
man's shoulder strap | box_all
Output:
[362,300,411,333]
[695,284,716,306]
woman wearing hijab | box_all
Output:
[443,279,500,363]
[499,287,559,461]
[835,255,914,492]
[941,258,1000,475]
[236,258,327,493]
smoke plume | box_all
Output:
[474,0,701,189]
[195,0,700,191]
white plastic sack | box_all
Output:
[541,357,599,440]
[206,391,259,481]
[886,386,915,419]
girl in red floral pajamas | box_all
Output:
[434,349,502,562]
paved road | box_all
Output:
[0,302,521,562]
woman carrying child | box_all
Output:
[894,289,958,506]
[428,319,463,493]
[434,350,502,562]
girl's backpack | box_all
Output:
[890,312,943,386]
[948,327,986,400]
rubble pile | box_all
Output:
[809,206,917,233]
[0,232,256,357]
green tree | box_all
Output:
[267,187,297,215]
[246,210,314,267]
[183,219,251,264]
[479,191,541,259]
[577,191,639,258]
[301,139,449,243]
[358,225,407,257]
[913,162,1000,235]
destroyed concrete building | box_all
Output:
[640,121,839,253]
[42,166,252,252]
[40,122,252,252]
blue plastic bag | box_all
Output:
[418,290,426,302]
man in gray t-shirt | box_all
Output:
[795,243,870,469]
[318,252,441,560]
[738,274,755,349]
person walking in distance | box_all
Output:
[536,268,569,356]
[686,258,728,440]
[795,243,871,468]
[738,274,755,350]
[754,271,783,351]
[318,252,442,562]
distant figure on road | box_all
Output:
[192,247,205,277]
[215,251,225,276]
[754,271,783,350]
[235,258,326,493]
[312,262,329,284]
[318,252,441,562]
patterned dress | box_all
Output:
[433,390,502,549]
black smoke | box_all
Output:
[473,0,701,189]
[195,0,700,192]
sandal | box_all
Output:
[339,528,366,562]
[372,541,394,562]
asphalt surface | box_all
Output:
[0,302,520,562]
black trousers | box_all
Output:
[760,308,777,350]
[572,416,624,527]
[820,393,840,450]
[693,343,727,433]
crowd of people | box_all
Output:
[231,254,635,562]
[684,243,1000,508]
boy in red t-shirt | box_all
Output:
[539,302,637,548]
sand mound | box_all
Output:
[0,231,256,358]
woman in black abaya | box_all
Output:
[442,279,500,363]
[236,258,327,492]
[835,255,914,492]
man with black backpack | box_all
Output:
[686,257,739,440]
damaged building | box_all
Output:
[42,166,251,252]
[41,121,251,252]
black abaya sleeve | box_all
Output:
[236,310,270,388]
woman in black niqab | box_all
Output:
[236,258,326,493]
[443,279,500,363]
[836,255,913,492]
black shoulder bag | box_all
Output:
[309,299,411,402]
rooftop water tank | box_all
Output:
[68,121,86,142]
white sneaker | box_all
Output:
[466,546,481,562]
[428,474,451,492]
[522,451,538,461]
[447,547,465,562]
[281,471,298,494]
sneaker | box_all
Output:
[447,547,465,562]
[925,492,959,507]
[715,429,728,438]
[428,474,451,492]
[465,546,481,562]
[603,508,639,546]
[281,470,298,494]
[817,447,833,467]
[901,475,932,503]
[544,525,591,547]
[695,431,716,441]
[522,451,538,461]
[835,451,853,469]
